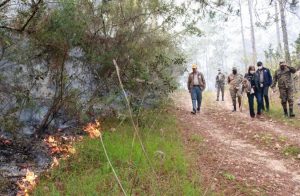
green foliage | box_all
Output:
[296,34,300,56]
[222,172,236,181]
[34,110,203,195]
[293,33,300,68]
[283,145,300,156]
[264,44,282,71]
[191,134,205,143]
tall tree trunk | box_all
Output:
[239,0,248,71]
[275,0,282,54]
[278,0,292,66]
[247,0,257,65]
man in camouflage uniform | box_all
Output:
[271,60,297,117]
[228,67,243,112]
[215,69,225,101]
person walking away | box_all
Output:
[187,64,206,114]
[256,61,272,112]
[271,60,297,117]
[215,69,225,101]
[228,67,243,112]
[244,66,263,118]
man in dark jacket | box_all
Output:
[256,61,272,112]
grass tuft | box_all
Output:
[283,145,300,157]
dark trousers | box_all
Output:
[247,90,263,117]
[261,86,270,111]
[216,84,225,100]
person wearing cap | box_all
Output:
[187,64,206,114]
[215,69,225,101]
[256,61,272,112]
[271,60,297,117]
[227,67,243,112]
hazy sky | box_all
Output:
[179,0,300,89]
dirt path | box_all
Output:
[174,91,300,196]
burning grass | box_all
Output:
[83,120,101,138]
[33,109,203,195]
[17,170,37,196]
[15,130,86,195]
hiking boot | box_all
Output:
[191,110,196,115]
[289,108,295,118]
[232,105,236,112]
[284,108,288,117]
[222,97,224,101]
[197,107,200,112]
[216,98,219,101]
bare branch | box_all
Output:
[0,0,43,33]
[0,0,10,8]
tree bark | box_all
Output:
[247,0,257,65]
[275,0,282,54]
[278,0,292,66]
[239,0,248,71]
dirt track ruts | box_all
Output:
[174,91,300,196]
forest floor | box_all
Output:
[174,90,300,195]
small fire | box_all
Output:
[0,135,12,145]
[83,120,101,138]
[17,169,37,196]
[44,135,76,155]
[51,157,59,168]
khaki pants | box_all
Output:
[230,87,242,107]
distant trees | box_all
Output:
[278,0,292,66]
[247,0,257,65]
[238,0,248,70]
[274,0,283,53]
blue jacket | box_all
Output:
[256,67,272,87]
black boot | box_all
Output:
[191,109,196,115]
[222,97,224,101]
[284,108,288,117]
[232,105,236,112]
[289,108,295,117]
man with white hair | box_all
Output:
[187,64,206,114]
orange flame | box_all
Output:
[17,169,37,196]
[83,120,101,138]
[51,157,59,168]
[44,136,76,155]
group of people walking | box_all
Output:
[187,60,297,118]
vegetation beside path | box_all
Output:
[34,108,203,195]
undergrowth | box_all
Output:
[33,109,203,195]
